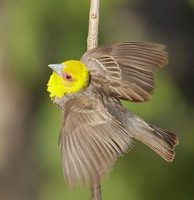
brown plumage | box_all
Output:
[48,42,178,187]
[81,42,168,102]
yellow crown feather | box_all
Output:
[47,60,89,99]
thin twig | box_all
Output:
[87,0,100,51]
[91,184,102,200]
[87,0,102,200]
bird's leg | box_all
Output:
[91,184,102,200]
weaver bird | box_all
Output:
[47,42,178,187]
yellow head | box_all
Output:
[47,60,89,99]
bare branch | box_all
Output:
[87,0,102,199]
[91,184,102,200]
[87,0,100,51]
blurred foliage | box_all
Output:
[188,0,194,7]
[1,0,194,200]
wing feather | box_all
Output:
[81,42,168,102]
[59,96,133,187]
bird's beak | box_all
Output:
[48,63,64,75]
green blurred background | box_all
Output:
[0,0,194,200]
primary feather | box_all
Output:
[59,96,133,186]
[81,42,168,102]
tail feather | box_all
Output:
[107,105,179,162]
[148,124,179,161]
[131,122,178,162]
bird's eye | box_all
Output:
[63,73,72,81]
[66,74,72,80]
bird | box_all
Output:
[47,42,179,188]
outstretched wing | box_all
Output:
[59,96,133,187]
[81,42,168,102]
